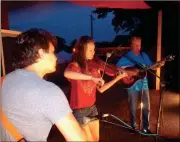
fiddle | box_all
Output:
[88,56,120,77]
[88,45,131,78]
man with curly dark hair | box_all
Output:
[1,28,87,141]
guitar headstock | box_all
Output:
[165,54,175,62]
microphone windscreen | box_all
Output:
[106,52,111,58]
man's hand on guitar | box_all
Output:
[159,61,165,67]
[154,60,166,69]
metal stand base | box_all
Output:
[100,113,158,136]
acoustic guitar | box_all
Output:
[119,55,175,89]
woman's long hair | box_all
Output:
[72,36,94,70]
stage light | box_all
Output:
[73,48,76,52]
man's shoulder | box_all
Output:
[2,70,19,87]
[3,70,16,79]
[3,69,62,95]
[32,78,64,99]
[43,81,63,93]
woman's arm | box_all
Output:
[64,62,93,80]
[97,71,127,93]
[64,70,92,80]
[64,70,104,85]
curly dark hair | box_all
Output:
[72,36,94,70]
[12,28,57,69]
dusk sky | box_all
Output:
[8,1,129,45]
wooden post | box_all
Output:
[0,35,6,76]
[1,2,9,76]
[156,10,162,90]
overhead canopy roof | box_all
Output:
[2,1,151,10]
[69,1,151,9]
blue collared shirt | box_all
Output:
[116,50,153,91]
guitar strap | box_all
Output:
[140,52,148,67]
[1,77,26,142]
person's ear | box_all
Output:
[38,49,45,59]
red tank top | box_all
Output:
[66,62,101,109]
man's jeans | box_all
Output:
[127,90,150,129]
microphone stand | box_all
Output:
[156,81,166,142]
[101,44,122,78]
[122,53,168,141]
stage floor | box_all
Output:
[47,86,180,142]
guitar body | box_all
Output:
[120,66,147,88]
[117,54,175,89]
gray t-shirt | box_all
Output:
[1,69,72,141]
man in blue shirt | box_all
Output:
[116,36,165,134]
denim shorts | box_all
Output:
[73,105,98,125]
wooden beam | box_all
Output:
[1,29,21,37]
[156,10,162,90]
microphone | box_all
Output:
[106,44,123,59]
[106,52,112,58]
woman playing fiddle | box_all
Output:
[64,36,127,141]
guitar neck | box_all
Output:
[147,59,165,70]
